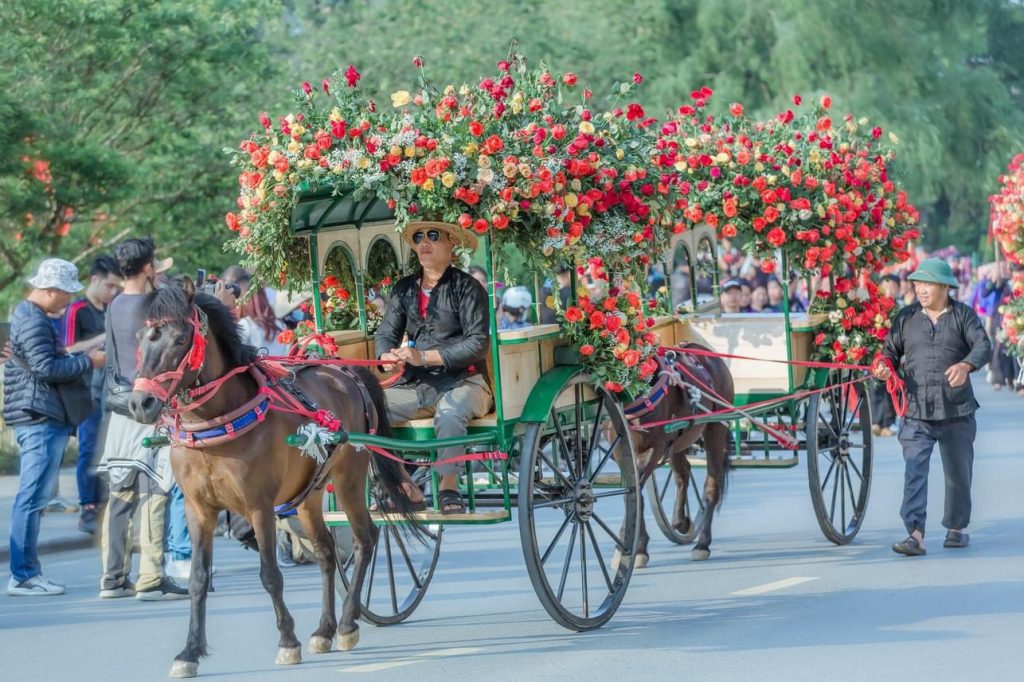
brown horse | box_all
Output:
[128,281,419,678]
[622,345,734,565]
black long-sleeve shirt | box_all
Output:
[375,266,490,394]
[882,298,991,420]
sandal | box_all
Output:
[437,489,465,516]
[892,535,926,556]
[943,530,970,548]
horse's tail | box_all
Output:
[352,367,430,543]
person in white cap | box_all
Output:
[4,259,106,596]
[499,285,533,330]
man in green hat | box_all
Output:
[874,258,990,556]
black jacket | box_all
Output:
[882,298,991,420]
[375,266,490,394]
[2,300,91,426]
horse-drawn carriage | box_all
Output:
[290,186,872,631]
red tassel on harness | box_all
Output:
[185,309,207,371]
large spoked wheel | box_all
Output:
[333,470,443,625]
[518,371,640,631]
[645,446,706,546]
[806,370,873,544]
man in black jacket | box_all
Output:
[376,222,492,514]
[4,259,105,596]
[875,259,991,556]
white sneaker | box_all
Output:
[165,558,191,581]
[7,575,65,596]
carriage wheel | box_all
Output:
[333,469,443,626]
[806,370,873,544]
[644,446,706,546]
[518,371,640,631]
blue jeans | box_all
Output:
[76,409,103,507]
[9,422,71,582]
[166,483,191,561]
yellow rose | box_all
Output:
[292,124,306,136]
[356,156,371,170]
[619,149,627,161]
[390,145,402,157]
[464,142,477,156]
[329,107,343,122]
[685,137,698,149]
[441,172,456,188]
[565,193,579,208]
[404,146,415,158]
[273,169,286,181]
[391,90,412,107]
[579,121,595,135]
[287,139,301,153]
[577,203,590,216]
[422,178,435,191]
[518,163,532,178]
[503,163,517,178]
[715,152,730,164]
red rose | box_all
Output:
[301,81,312,96]
[632,72,643,85]
[722,223,737,238]
[225,212,241,232]
[484,135,504,154]
[604,381,624,393]
[344,65,361,88]
[729,103,743,117]
[563,73,578,86]
[766,228,786,247]
[469,121,484,137]
[579,344,595,356]
[622,350,641,367]
[589,311,606,329]
[605,315,622,332]
[565,306,584,323]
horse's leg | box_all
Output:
[635,491,650,568]
[169,501,217,679]
[295,490,337,655]
[671,448,693,535]
[251,507,302,665]
[333,447,376,651]
[692,424,728,561]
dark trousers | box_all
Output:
[871,383,896,428]
[898,415,976,535]
[76,408,103,507]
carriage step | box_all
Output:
[726,455,799,468]
[324,509,511,526]
[540,473,623,486]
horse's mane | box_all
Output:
[142,285,254,368]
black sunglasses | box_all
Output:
[411,229,442,245]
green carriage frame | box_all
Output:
[288,185,872,630]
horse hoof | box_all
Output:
[307,635,332,654]
[691,548,710,561]
[337,628,360,651]
[275,646,302,665]
[634,553,649,569]
[169,660,198,678]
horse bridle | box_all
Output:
[133,306,210,405]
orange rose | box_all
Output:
[579,344,595,356]
[564,306,584,323]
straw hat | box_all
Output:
[401,221,478,252]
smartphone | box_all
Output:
[195,268,207,288]
[0,322,10,349]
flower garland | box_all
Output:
[228,55,919,389]
[809,277,896,365]
[991,153,1024,264]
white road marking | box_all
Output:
[415,647,482,657]
[340,660,419,673]
[730,576,819,596]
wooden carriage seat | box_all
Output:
[679,313,819,397]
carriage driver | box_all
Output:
[376,222,493,514]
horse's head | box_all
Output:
[129,278,208,424]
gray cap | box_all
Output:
[28,259,84,293]
[721,279,742,292]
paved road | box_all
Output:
[3,379,1023,681]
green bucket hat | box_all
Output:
[907,258,958,288]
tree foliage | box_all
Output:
[0,0,281,309]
